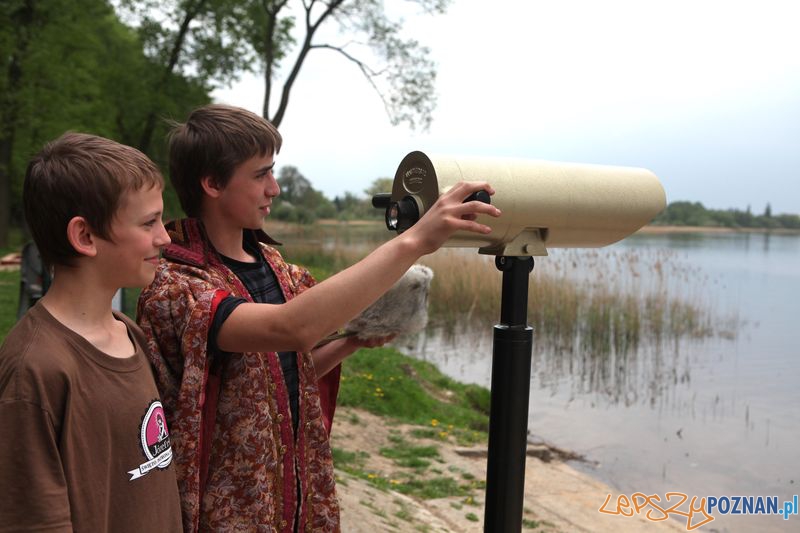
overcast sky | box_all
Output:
[213,0,800,215]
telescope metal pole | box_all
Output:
[484,255,534,532]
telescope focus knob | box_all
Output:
[465,190,491,205]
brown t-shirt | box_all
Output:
[0,302,182,532]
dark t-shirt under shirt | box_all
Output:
[208,238,300,434]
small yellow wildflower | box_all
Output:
[430,419,439,427]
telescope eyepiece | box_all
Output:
[386,195,420,233]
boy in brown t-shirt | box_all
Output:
[0,133,182,532]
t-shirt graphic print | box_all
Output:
[129,399,174,480]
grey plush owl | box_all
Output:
[345,264,434,339]
[317,264,434,345]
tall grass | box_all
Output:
[419,247,734,355]
[415,247,740,407]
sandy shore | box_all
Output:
[332,408,686,532]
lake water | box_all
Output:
[403,231,799,533]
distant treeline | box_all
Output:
[270,167,389,224]
[652,201,800,229]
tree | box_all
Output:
[277,165,314,204]
[0,0,211,245]
[652,201,710,226]
[734,205,753,228]
[333,191,363,219]
[112,0,450,178]
[364,177,393,198]
[115,0,258,153]
[274,165,336,222]
[0,0,37,247]
[250,0,450,130]
[764,203,772,218]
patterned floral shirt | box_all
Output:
[137,219,341,533]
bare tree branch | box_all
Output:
[268,0,345,126]
[257,0,448,130]
[310,43,395,119]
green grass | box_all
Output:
[0,270,21,342]
[522,518,557,530]
[0,228,25,257]
[379,436,441,469]
[331,447,370,469]
[335,347,492,500]
[122,287,141,320]
[395,476,473,499]
[338,347,490,443]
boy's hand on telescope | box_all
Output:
[404,181,500,255]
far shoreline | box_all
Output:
[637,225,800,235]
[308,219,800,235]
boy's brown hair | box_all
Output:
[168,104,283,217]
[23,132,164,267]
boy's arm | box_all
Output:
[217,181,500,354]
[0,401,72,532]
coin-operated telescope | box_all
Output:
[373,150,665,256]
[373,151,666,532]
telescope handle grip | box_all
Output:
[464,189,491,205]
[372,193,392,209]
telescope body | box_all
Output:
[390,151,666,256]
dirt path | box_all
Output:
[331,408,686,532]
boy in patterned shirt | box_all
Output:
[137,104,500,532]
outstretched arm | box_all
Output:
[216,181,500,354]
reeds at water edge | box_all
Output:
[281,237,740,357]
[419,247,738,356]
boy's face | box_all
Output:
[216,153,279,230]
[94,184,170,288]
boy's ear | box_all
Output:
[200,175,223,198]
[65,216,98,258]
